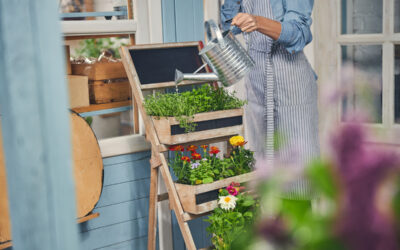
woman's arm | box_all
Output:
[220,0,242,34]
[232,14,282,40]
[232,0,314,53]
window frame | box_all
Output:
[337,0,400,144]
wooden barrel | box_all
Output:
[71,112,103,218]
[0,112,104,243]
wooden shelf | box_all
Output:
[77,212,100,224]
[0,213,100,249]
[71,101,132,117]
[0,241,12,250]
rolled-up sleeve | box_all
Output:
[220,0,242,35]
[277,0,314,53]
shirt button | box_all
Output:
[237,1,240,4]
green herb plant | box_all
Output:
[144,85,246,133]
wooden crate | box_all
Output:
[151,109,243,145]
[71,61,127,80]
[175,172,255,215]
[67,75,89,108]
[89,80,131,104]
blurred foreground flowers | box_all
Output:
[231,122,400,250]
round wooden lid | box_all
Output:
[71,112,103,218]
[0,113,103,242]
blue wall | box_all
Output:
[78,151,153,250]
[162,0,204,43]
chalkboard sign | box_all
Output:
[128,45,206,85]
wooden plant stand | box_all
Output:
[120,42,251,249]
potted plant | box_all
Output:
[205,183,258,250]
[144,85,246,145]
[169,135,256,214]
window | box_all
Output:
[341,44,383,123]
[60,0,136,37]
[338,0,400,136]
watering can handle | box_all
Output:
[205,20,226,49]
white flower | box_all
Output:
[202,158,208,161]
[218,195,237,210]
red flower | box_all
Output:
[191,153,202,160]
[187,145,198,152]
[200,145,208,150]
[181,156,191,163]
[169,145,184,152]
[210,146,220,155]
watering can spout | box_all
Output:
[175,69,185,84]
[175,69,219,84]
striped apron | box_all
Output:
[243,0,320,199]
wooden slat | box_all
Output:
[155,124,243,145]
[140,80,208,90]
[71,62,127,81]
[166,109,243,125]
[89,80,131,104]
[182,212,211,222]
[77,213,100,224]
[64,34,129,41]
[71,100,131,113]
[124,41,200,51]
[147,165,158,250]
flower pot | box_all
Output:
[151,108,243,145]
[174,172,255,215]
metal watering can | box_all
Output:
[175,20,255,87]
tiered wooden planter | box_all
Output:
[120,42,254,250]
[152,109,243,145]
[175,172,255,215]
[71,61,131,104]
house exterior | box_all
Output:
[0,0,399,249]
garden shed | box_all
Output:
[1,0,400,250]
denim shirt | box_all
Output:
[221,0,314,53]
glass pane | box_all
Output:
[341,45,382,123]
[395,45,400,124]
[396,0,400,33]
[90,110,134,140]
[341,0,382,34]
[59,0,131,20]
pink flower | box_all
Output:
[226,184,239,196]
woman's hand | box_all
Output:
[232,13,258,33]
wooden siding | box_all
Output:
[78,151,154,250]
[161,0,204,43]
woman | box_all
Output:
[221,0,319,200]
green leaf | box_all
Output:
[203,177,214,184]
[306,159,338,199]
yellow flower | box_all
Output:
[230,135,246,147]
[195,180,202,185]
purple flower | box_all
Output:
[191,162,200,169]
[257,217,291,246]
[331,123,400,250]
